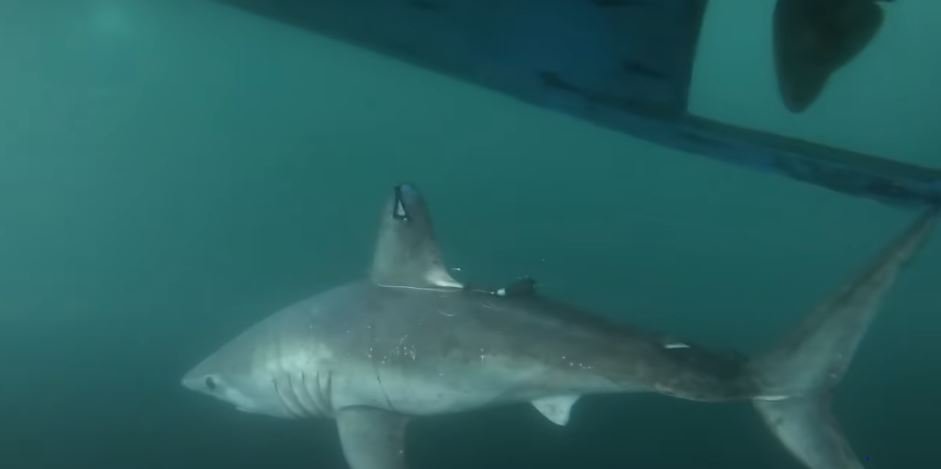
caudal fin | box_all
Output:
[774,0,893,112]
[750,208,939,469]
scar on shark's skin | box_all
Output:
[182,184,939,469]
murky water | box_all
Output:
[1,1,938,468]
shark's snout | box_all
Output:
[180,355,227,398]
[180,352,294,418]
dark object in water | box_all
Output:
[774,0,895,113]
[216,0,940,207]
[180,183,940,469]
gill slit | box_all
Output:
[287,373,315,417]
[272,377,305,418]
[294,371,323,416]
[273,336,309,418]
[299,370,335,417]
[369,317,397,412]
[323,369,335,415]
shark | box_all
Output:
[212,0,941,207]
[182,183,938,469]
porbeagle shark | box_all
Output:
[213,0,940,206]
[183,183,937,469]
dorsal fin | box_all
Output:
[369,184,462,290]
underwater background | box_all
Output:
[1,1,939,468]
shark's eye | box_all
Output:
[205,376,218,391]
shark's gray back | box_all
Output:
[252,279,753,416]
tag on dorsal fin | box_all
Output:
[532,395,580,426]
[369,184,462,290]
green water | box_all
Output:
[0,1,938,468]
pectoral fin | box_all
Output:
[336,407,409,469]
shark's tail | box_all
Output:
[748,208,939,469]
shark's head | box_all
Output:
[181,331,297,419]
[181,183,463,419]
